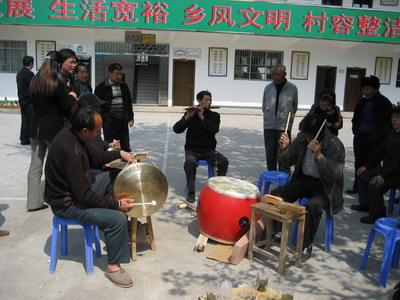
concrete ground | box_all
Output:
[0,108,398,300]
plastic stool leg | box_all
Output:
[94,226,101,257]
[324,215,334,252]
[208,165,215,178]
[361,229,376,270]
[257,175,264,191]
[83,225,94,274]
[291,221,299,246]
[49,222,59,273]
[388,188,395,215]
[60,224,68,256]
[379,233,396,287]
[391,240,400,269]
[264,182,271,195]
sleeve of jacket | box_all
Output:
[336,106,343,130]
[278,134,303,167]
[262,86,268,113]
[64,154,118,209]
[122,83,134,122]
[86,143,121,169]
[56,84,74,119]
[173,116,188,134]
[315,137,345,183]
[200,112,220,134]
[292,85,298,114]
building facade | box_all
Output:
[0,0,399,110]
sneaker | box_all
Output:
[186,192,195,203]
[104,268,133,288]
[350,204,369,212]
[345,188,358,195]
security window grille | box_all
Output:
[234,49,283,81]
[352,0,372,7]
[0,40,27,73]
[322,0,343,5]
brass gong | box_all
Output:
[113,163,168,218]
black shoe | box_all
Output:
[345,188,358,195]
[27,204,48,212]
[21,141,30,145]
[186,192,195,203]
[350,204,369,212]
[360,215,382,224]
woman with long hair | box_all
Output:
[27,50,77,212]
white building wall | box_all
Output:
[0,25,399,109]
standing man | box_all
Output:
[347,75,393,197]
[262,64,298,173]
[95,63,134,151]
[45,106,135,288]
[16,56,34,145]
[173,91,229,204]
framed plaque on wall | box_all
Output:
[290,51,310,80]
[208,47,228,77]
[35,40,56,70]
[374,57,392,85]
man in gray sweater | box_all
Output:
[262,64,298,173]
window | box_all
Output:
[352,0,373,7]
[396,59,400,88]
[322,0,343,5]
[234,50,283,80]
[0,40,27,73]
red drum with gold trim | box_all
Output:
[197,176,260,244]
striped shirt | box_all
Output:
[108,79,124,119]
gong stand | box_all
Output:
[130,216,156,261]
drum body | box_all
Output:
[197,176,260,244]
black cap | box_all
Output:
[392,105,400,115]
[79,93,106,108]
[361,75,380,90]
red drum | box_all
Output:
[197,176,260,244]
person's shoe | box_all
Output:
[360,215,382,224]
[302,245,313,260]
[350,204,369,212]
[27,204,48,212]
[20,141,30,145]
[186,192,195,204]
[0,229,9,237]
[104,268,133,288]
[345,188,358,195]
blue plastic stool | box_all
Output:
[360,218,400,287]
[388,188,400,215]
[291,198,334,252]
[49,216,101,274]
[197,160,215,178]
[257,171,289,195]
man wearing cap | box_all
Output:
[348,75,393,200]
[271,114,345,253]
[356,106,400,224]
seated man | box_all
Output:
[173,90,229,204]
[271,114,345,252]
[45,106,135,288]
[356,106,400,224]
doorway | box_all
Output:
[173,60,195,106]
[343,67,366,112]
[314,66,337,104]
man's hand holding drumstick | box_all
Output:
[115,193,135,213]
[279,112,292,151]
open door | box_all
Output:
[173,60,195,106]
[314,66,337,104]
[343,68,366,112]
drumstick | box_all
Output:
[132,201,157,206]
[313,119,327,141]
[284,112,291,133]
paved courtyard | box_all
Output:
[0,109,398,300]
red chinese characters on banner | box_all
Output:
[383,17,400,37]
[208,6,235,27]
[266,10,290,31]
[142,2,169,24]
[49,0,77,20]
[238,7,264,29]
[111,0,138,23]
[357,16,381,36]
[81,0,108,22]
[331,14,354,35]
[303,11,328,33]
[6,0,33,19]
[183,4,205,25]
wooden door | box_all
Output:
[343,68,366,112]
[314,66,337,104]
[173,60,195,106]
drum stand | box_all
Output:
[130,216,156,261]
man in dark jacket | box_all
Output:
[347,75,393,196]
[16,56,34,145]
[173,90,229,204]
[45,106,135,288]
[356,106,400,224]
[271,114,345,250]
[95,63,134,152]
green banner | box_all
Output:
[1,0,400,44]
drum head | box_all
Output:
[113,163,168,218]
[206,176,259,199]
